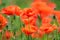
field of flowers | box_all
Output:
[0,0,60,40]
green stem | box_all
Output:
[20,17,24,40]
[0,32,2,40]
[27,36,32,40]
[7,16,11,30]
[42,34,47,40]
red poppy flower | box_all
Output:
[2,5,21,16]
[39,6,53,18]
[15,6,22,16]
[31,1,53,18]
[5,31,12,39]
[21,8,37,17]
[21,25,38,35]
[20,8,38,25]
[31,2,47,9]
[40,24,57,34]
[31,29,45,38]
[2,6,15,15]
[21,16,37,25]
[0,14,7,30]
